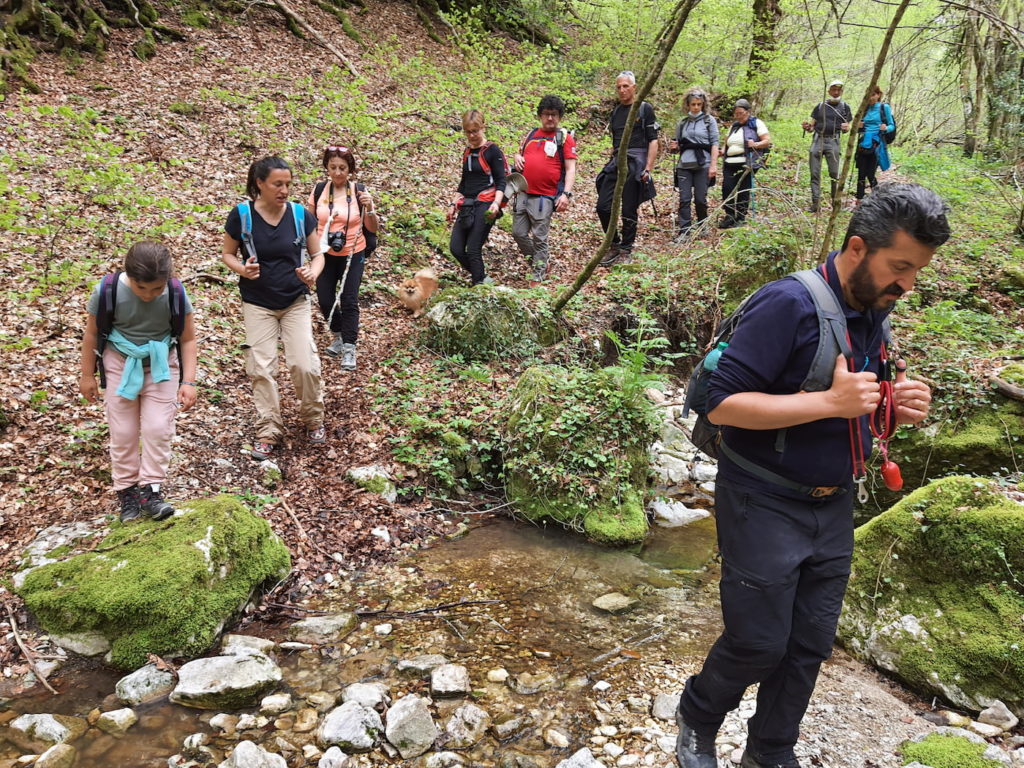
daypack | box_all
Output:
[682,266,891,467]
[94,272,187,389]
[312,181,378,257]
[519,127,573,196]
[729,115,770,170]
[881,103,897,144]
[462,141,510,206]
[237,200,308,264]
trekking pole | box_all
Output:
[325,256,353,330]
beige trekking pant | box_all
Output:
[242,296,324,443]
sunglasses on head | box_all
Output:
[326,145,349,153]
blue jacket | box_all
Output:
[707,253,892,495]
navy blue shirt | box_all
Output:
[225,204,317,311]
[707,253,891,494]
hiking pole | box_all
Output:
[325,256,353,329]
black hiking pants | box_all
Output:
[450,202,495,285]
[721,162,754,223]
[855,147,879,200]
[676,167,709,233]
[595,162,642,251]
[678,477,854,764]
[316,250,365,344]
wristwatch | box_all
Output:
[564,191,574,199]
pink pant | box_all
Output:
[103,348,179,491]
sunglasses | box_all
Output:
[326,145,350,153]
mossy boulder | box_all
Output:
[838,476,1024,715]
[900,729,1007,768]
[891,397,1024,490]
[424,285,564,361]
[500,365,659,545]
[16,495,290,669]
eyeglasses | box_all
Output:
[325,145,349,153]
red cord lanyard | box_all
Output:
[847,336,902,501]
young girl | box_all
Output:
[79,242,198,522]
[221,156,325,460]
[308,145,380,372]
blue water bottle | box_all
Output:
[703,341,728,371]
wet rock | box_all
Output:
[499,751,545,768]
[417,752,466,767]
[346,465,398,503]
[487,668,509,683]
[509,670,557,695]
[491,714,533,741]
[115,663,177,706]
[648,500,710,528]
[431,664,471,697]
[48,631,111,657]
[968,720,1005,738]
[95,708,137,737]
[651,449,690,486]
[170,653,282,710]
[35,743,77,768]
[209,714,239,734]
[182,732,209,758]
[385,694,438,758]
[544,727,570,748]
[592,592,638,614]
[318,746,352,767]
[318,701,383,752]
[308,691,338,712]
[398,654,449,677]
[219,740,286,768]
[293,708,320,733]
[288,613,357,645]
[222,634,276,657]
[555,748,602,767]
[444,702,491,748]
[341,681,390,710]
[979,700,1019,731]
[261,693,293,715]
[652,693,680,721]
[236,713,270,731]
[6,713,88,752]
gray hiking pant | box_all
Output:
[512,193,555,281]
[809,134,841,203]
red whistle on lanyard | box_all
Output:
[881,460,903,491]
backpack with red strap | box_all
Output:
[461,141,510,206]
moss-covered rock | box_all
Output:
[839,476,1024,715]
[900,730,1005,768]
[424,285,564,361]
[891,398,1024,489]
[16,496,290,669]
[500,365,659,545]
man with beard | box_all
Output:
[674,183,950,768]
[802,80,852,213]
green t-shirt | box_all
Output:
[87,273,193,347]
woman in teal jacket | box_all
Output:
[855,85,894,202]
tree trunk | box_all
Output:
[745,0,783,93]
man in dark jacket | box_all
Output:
[595,71,659,266]
[802,80,853,212]
[675,183,950,768]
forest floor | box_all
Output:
[0,3,1021,762]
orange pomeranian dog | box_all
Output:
[397,267,439,318]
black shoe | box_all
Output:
[807,202,819,213]
[138,484,175,521]
[599,245,622,267]
[740,749,801,768]
[117,486,142,523]
[675,711,717,768]
[717,217,737,229]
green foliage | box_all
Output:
[423,285,564,362]
[901,733,1002,768]
[168,100,202,116]
[18,495,291,669]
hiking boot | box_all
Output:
[117,486,142,523]
[138,483,175,521]
[251,441,275,460]
[339,343,357,372]
[673,230,692,245]
[308,425,327,444]
[740,750,801,768]
[674,711,717,768]
[599,245,622,267]
[807,201,820,213]
[325,332,345,357]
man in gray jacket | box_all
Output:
[802,80,852,213]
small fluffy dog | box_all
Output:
[397,267,439,318]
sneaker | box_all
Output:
[138,484,175,521]
[308,426,327,444]
[325,332,345,357]
[675,711,717,768]
[740,750,801,768]
[251,441,275,460]
[117,486,142,523]
[599,245,622,267]
[339,343,357,372]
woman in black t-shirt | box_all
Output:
[221,156,326,461]
[446,109,507,285]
